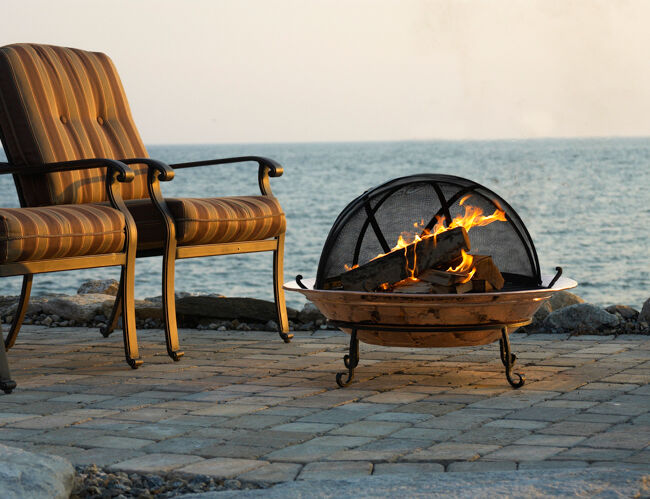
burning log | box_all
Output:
[471,255,504,290]
[418,268,470,287]
[335,227,470,292]
[392,279,434,294]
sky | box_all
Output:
[2,0,650,144]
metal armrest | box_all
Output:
[0,158,135,183]
[168,156,283,196]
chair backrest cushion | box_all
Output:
[0,43,149,206]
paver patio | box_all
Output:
[0,325,648,483]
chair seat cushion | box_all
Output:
[0,204,126,264]
[124,196,286,250]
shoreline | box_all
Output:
[0,279,647,337]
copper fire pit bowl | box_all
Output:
[285,274,577,347]
[284,274,577,387]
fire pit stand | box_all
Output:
[328,320,527,388]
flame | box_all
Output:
[447,249,476,283]
[378,282,391,291]
[431,202,507,238]
[344,263,359,271]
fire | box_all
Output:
[344,196,506,285]
[431,198,507,238]
[447,249,476,283]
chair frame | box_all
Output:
[99,156,292,361]
[0,158,142,393]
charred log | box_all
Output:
[338,227,470,292]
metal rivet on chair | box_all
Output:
[97,117,104,125]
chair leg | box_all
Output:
[0,327,16,394]
[119,264,142,369]
[100,273,123,338]
[162,239,184,361]
[274,234,292,343]
[5,274,32,350]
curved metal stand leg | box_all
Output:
[336,329,359,388]
[0,328,16,394]
[100,273,123,338]
[274,234,293,343]
[499,327,525,388]
[5,274,32,349]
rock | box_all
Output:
[524,291,586,333]
[605,304,639,321]
[182,469,649,498]
[543,303,620,333]
[174,296,298,323]
[0,444,74,499]
[265,320,279,332]
[101,299,163,322]
[297,302,325,323]
[0,294,64,319]
[548,290,584,311]
[77,279,119,296]
[41,294,114,323]
[640,298,650,323]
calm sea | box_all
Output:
[0,138,648,309]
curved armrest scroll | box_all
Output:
[120,158,175,182]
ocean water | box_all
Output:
[0,138,648,309]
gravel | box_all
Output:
[71,465,266,498]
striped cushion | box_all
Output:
[0,204,125,263]
[0,43,149,206]
[123,196,285,250]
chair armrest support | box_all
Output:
[168,156,283,196]
[0,158,135,183]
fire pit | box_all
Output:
[285,174,577,388]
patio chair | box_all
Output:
[0,43,291,365]
[0,47,144,390]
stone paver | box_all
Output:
[297,460,372,480]
[109,453,204,473]
[373,462,445,475]
[177,457,267,478]
[0,326,647,486]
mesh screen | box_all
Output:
[315,174,540,290]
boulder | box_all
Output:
[640,298,650,323]
[0,444,74,499]
[41,294,114,323]
[77,279,119,296]
[298,302,325,324]
[605,304,639,321]
[0,294,67,319]
[523,291,585,333]
[548,290,584,311]
[543,303,620,333]
[174,296,298,323]
[101,299,163,321]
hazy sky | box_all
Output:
[2,0,649,144]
